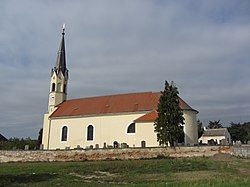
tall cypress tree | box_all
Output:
[154,81,184,147]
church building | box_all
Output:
[42,27,198,150]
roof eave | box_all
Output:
[50,110,151,120]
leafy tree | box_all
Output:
[0,137,37,150]
[36,128,43,149]
[207,120,223,129]
[243,122,250,142]
[228,122,249,143]
[177,126,185,143]
[197,119,204,139]
[154,81,184,147]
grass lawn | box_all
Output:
[0,154,249,187]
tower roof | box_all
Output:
[54,24,67,76]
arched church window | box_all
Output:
[87,125,94,141]
[51,83,56,92]
[127,123,135,133]
[61,126,68,141]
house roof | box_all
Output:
[0,133,8,141]
[50,91,197,118]
[202,128,228,137]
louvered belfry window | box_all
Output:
[51,83,56,92]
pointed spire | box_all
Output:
[54,24,67,76]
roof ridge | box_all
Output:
[206,128,227,130]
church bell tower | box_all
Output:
[48,24,68,113]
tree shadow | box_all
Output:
[0,173,57,186]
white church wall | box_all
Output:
[135,122,159,147]
[42,113,50,149]
[43,110,199,150]
[46,112,148,150]
[183,110,198,146]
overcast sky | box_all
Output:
[0,0,249,139]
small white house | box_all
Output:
[199,128,231,145]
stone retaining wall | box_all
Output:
[0,146,233,163]
[232,145,250,158]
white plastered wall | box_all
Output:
[48,71,67,113]
[43,109,199,150]
[46,112,147,150]
[199,136,226,144]
[135,122,159,147]
[225,129,232,143]
[41,113,50,149]
[183,110,198,145]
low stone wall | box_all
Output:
[232,145,250,158]
[0,146,232,163]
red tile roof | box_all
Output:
[50,91,197,118]
[134,97,198,122]
[134,110,158,122]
